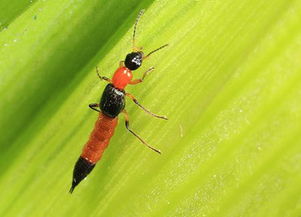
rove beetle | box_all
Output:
[69,10,168,193]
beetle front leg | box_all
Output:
[129,67,154,85]
[96,66,111,83]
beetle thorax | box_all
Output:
[112,66,133,89]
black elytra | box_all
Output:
[124,51,143,70]
[100,84,126,118]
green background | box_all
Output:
[0,0,300,216]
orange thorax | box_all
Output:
[112,67,133,89]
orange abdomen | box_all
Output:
[81,112,118,164]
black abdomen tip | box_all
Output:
[69,157,95,194]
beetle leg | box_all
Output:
[122,110,161,154]
[96,66,111,83]
[89,103,101,112]
[125,93,167,120]
[129,67,154,85]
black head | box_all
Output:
[124,51,143,70]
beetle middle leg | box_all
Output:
[89,103,100,112]
[126,93,167,120]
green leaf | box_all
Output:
[1,0,301,216]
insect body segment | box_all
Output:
[81,113,118,163]
[100,84,126,118]
[125,51,143,70]
[112,67,133,89]
[70,157,95,193]
[70,113,118,193]
[70,9,168,193]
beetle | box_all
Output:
[69,9,168,193]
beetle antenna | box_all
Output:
[144,44,169,59]
[133,9,145,51]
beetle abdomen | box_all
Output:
[81,112,118,163]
